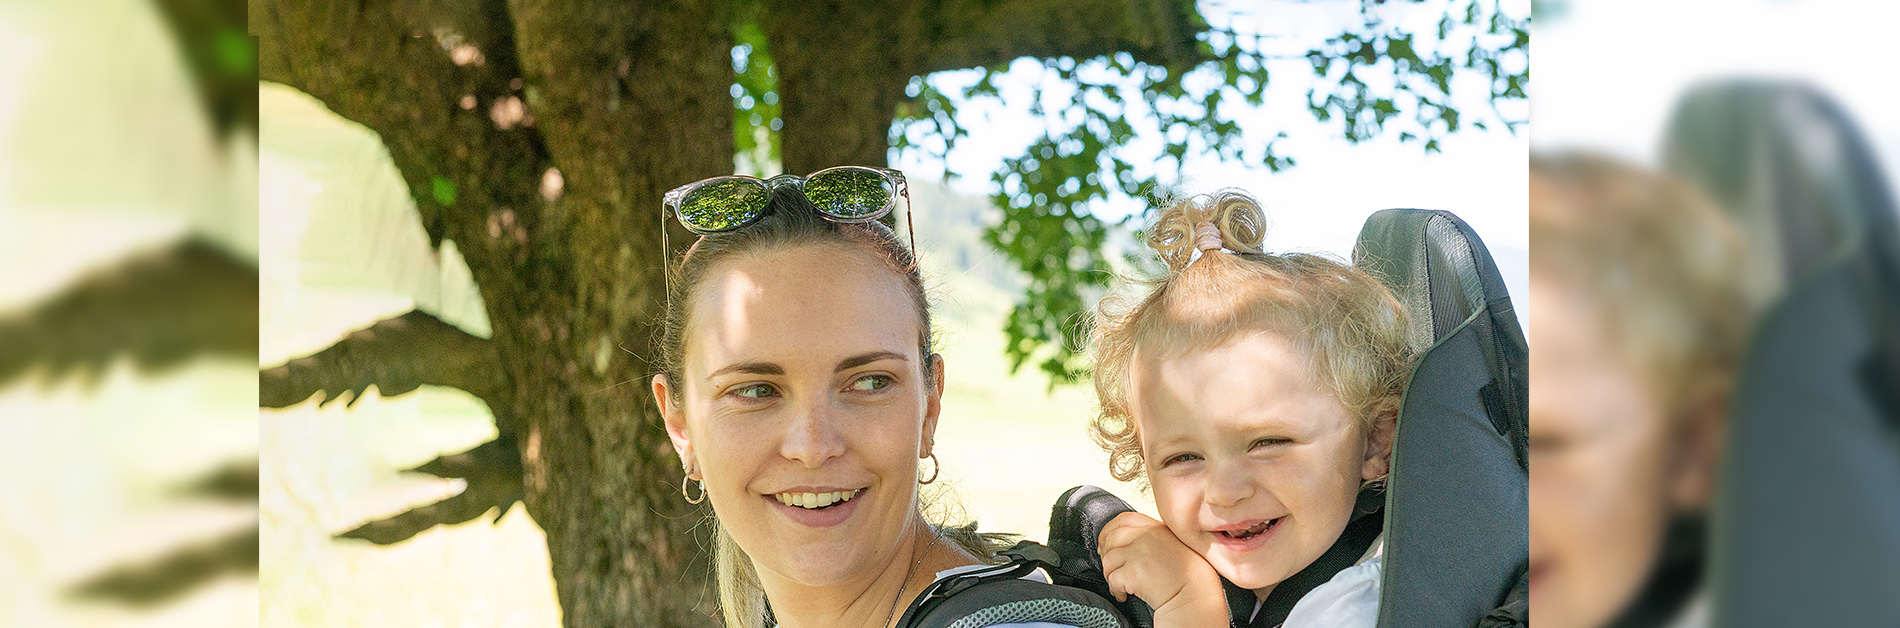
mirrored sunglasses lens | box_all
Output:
[804,169,892,219]
[678,179,767,231]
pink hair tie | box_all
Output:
[1194,222,1224,254]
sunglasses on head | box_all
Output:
[663,165,910,235]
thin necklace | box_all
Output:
[882,531,939,628]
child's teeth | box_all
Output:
[1219,519,1276,539]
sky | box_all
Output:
[1533,0,1900,180]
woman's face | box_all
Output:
[657,243,942,588]
[1130,332,1388,595]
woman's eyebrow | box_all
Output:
[709,361,783,378]
[836,351,906,372]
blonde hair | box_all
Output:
[1529,152,1754,410]
[1089,189,1414,484]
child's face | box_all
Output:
[1527,272,1716,628]
[1130,332,1386,595]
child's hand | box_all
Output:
[1098,511,1228,627]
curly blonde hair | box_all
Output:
[1089,189,1414,484]
[1530,152,1754,412]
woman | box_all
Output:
[649,166,1122,628]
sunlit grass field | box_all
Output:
[258,84,1152,626]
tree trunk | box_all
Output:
[765,0,916,171]
[502,0,731,624]
[255,0,730,624]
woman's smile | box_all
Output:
[770,488,865,509]
[766,487,868,527]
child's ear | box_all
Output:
[653,374,696,475]
[1670,376,1729,513]
[1360,401,1399,481]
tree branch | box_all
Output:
[252,0,547,257]
[404,435,519,481]
[259,309,504,410]
[914,0,1208,75]
[153,0,255,140]
[0,237,257,387]
[336,436,525,545]
[176,458,260,503]
[68,525,259,607]
[764,0,1208,172]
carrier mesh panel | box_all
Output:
[1427,215,1486,322]
[943,598,1122,628]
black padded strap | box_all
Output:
[1044,487,1157,627]
[895,555,1130,628]
[897,561,1042,626]
[1232,490,1385,628]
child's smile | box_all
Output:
[1208,515,1286,553]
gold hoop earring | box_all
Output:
[681,474,706,504]
[918,452,939,485]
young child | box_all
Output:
[1088,190,1412,628]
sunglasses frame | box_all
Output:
[662,165,910,235]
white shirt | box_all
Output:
[1280,536,1386,628]
[1663,588,1709,628]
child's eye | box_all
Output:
[848,374,894,392]
[1161,452,1202,467]
[731,383,779,399]
[1250,437,1291,449]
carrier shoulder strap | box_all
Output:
[1235,489,1385,628]
[895,543,1131,628]
[1044,487,1157,627]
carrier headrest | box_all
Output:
[1664,79,1900,309]
[1353,208,1528,466]
[1353,209,1515,355]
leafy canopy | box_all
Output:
[730,0,1529,386]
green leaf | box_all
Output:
[431,176,456,206]
[213,27,255,75]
